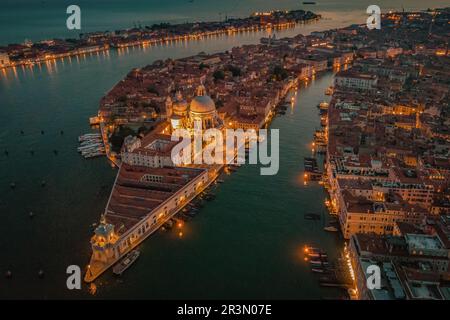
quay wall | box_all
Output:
[85,165,220,282]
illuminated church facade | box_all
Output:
[165,84,223,133]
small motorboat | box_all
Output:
[185,211,197,218]
[311,268,327,273]
[113,250,140,276]
[308,251,327,259]
[163,220,174,230]
[204,194,216,201]
[324,226,338,232]
[304,246,321,254]
[317,101,329,110]
[310,260,329,266]
[89,283,97,295]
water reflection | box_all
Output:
[0,18,337,83]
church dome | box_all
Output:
[173,100,188,113]
[190,96,216,113]
[190,85,216,114]
[172,91,188,115]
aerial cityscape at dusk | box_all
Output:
[1,0,450,307]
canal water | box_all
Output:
[96,73,342,300]
[1,0,446,44]
[2,14,341,299]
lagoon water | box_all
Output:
[0,0,446,299]
[1,0,448,44]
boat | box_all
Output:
[81,147,105,154]
[78,133,102,142]
[308,252,321,258]
[79,141,102,148]
[304,157,318,171]
[303,1,316,4]
[348,288,358,300]
[317,101,329,110]
[113,250,140,276]
[304,246,321,254]
[308,251,327,259]
[311,268,328,273]
[328,218,339,225]
[324,226,339,232]
[185,210,197,218]
[89,283,97,295]
[193,200,204,208]
[83,150,106,159]
[78,143,102,151]
[79,146,104,153]
[311,268,324,273]
[188,203,200,210]
[80,137,101,144]
[178,214,191,222]
[80,146,103,152]
[163,220,174,229]
[79,133,101,139]
[204,194,216,201]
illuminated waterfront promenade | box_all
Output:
[0,10,320,70]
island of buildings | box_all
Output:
[84,7,450,300]
[0,10,319,69]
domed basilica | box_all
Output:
[166,85,223,132]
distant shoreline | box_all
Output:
[0,10,320,70]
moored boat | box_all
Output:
[318,101,329,110]
[308,252,327,259]
[311,268,327,273]
[310,260,329,266]
[324,226,338,232]
[113,250,140,276]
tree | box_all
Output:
[147,85,159,96]
[213,70,225,81]
[227,65,241,77]
[110,126,136,152]
[216,100,224,108]
[272,65,288,81]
